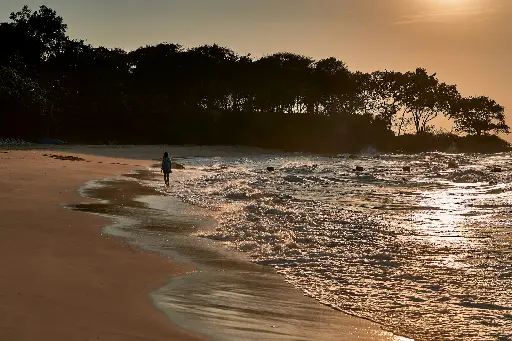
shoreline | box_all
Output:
[69,156,410,340]
[1,145,410,341]
[0,148,204,341]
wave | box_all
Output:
[154,152,512,340]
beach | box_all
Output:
[0,147,203,341]
[0,145,410,341]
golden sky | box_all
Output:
[2,0,511,138]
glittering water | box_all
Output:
[154,152,512,340]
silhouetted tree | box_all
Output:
[366,70,409,133]
[399,68,459,134]
[0,66,49,138]
[449,96,509,136]
[1,5,68,72]
[311,58,353,115]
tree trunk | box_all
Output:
[398,111,406,136]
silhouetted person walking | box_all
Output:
[161,152,172,186]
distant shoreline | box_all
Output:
[1,134,510,156]
[33,134,512,154]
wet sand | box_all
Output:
[0,148,203,341]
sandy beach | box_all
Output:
[0,147,204,341]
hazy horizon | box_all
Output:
[2,0,511,140]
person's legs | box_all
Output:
[164,172,169,186]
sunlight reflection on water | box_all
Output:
[156,152,512,340]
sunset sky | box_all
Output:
[2,0,511,138]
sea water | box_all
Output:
[150,152,512,340]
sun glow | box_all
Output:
[428,0,489,12]
[399,0,491,24]
[430,0,476,7]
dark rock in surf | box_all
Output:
[448,160,458,168]
[267,167,275,172]
[491,167,502,173]
[355,166,364,172]
[403,166,411,172]
[172,163,185,170]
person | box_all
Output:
[161,152,172,186]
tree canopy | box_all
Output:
[0,5,509,152]
[449,96,509,136]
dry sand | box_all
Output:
[0,148,203,341]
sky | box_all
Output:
[2,0,511,138]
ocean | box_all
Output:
[144,151,512,340]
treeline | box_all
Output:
[0,6,510,153]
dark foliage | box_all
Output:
[0,6,509,153]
